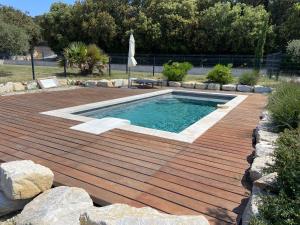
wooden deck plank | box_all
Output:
[0,88,266,225]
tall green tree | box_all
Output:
[190,3,272,54]
[38,0,300,55]
[279,3,300,49]
[0,5,40,55]
[0,5,40,50]
[129,0,198,53]
[39,1,117,53]
[0,19,29,55]
[255,16,269,69]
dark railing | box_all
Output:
[1,53,299,80]
[109,53,263,68]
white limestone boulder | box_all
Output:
[58,79,68,86]
[13,83,26,92]
[0,160,54,200]
[255,129,279,144]
[15,186,93,225]
[25,81,38,90]
[249,156,275,181]
[221,84,236,91]
[111,79,127,88]
[254,172,277,192]
[85,80,97,87]
[181,82,195,89]
[3,82,14,93]
[195,82,207,90]
[168,81,181,87]
[207,83,220,90]
[256,120,275,133]
[242,186,263,225]
[0,84,6,94]
[67,79,75,85]
[80,204,210,225]
[255,141,275,157]
[0,191,30,217]
[97,79,114,88]
[254,85,272,93]
[237,85,253,92]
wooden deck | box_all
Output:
[0,88,266,225]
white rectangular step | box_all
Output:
[70,117,130,135]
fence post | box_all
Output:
[152,56,155,77]
[109,57,111,77]
[30,49,35,80]
[63,57,67,78]
[125,56,128,74]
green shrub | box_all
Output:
[206,64,233,84]
[250,192,300,225]
[63,42,108,75]
[267,82,300,131]
[269,128,300,198]
[287,39,300,64]
[239,70,260,85]
[86,44,109,75]
[250,128,300,225]
[163,61,193,81]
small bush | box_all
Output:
[250,128,300,225]
[267,82,300,131]
[207,64,233,84]
[239,70,260,85]
[287,39,300,64]
[163,61,193,81]
[250,192,300,225]
[63,42,108,75]
[86,44,109,75]
[269,128,300,198]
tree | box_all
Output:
[286,40,300,64]
[144,0,197,53]
[255,15,269,69]
[39,1,117,54]
[38,3,78,53]
[38,0,298,55]
[0,20,29,55]
[279,3,300,48]
[0,5,40,55]
[190,3,272,54]
[0,5,40,50]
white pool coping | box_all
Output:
[41,89,248,143]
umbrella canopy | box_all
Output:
[128,33,137,68]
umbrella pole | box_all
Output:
[128,68,131,88]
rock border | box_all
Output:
[242,110,279,225]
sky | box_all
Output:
[0,0,76,16]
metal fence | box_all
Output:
[1,53,299,82]
[109,53,299,77]
[110,53,263,67]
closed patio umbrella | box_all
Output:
[127,33,137,87]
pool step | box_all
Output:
[70,118,130,135]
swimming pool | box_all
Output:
[41,90,247,143]
[76,93,227,133]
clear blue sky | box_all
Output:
[0,0,76,16]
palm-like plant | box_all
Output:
[64,42,87,73]
[63,42,108,75]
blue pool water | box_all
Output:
[77,93,228,133]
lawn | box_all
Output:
[0,64,279,86]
